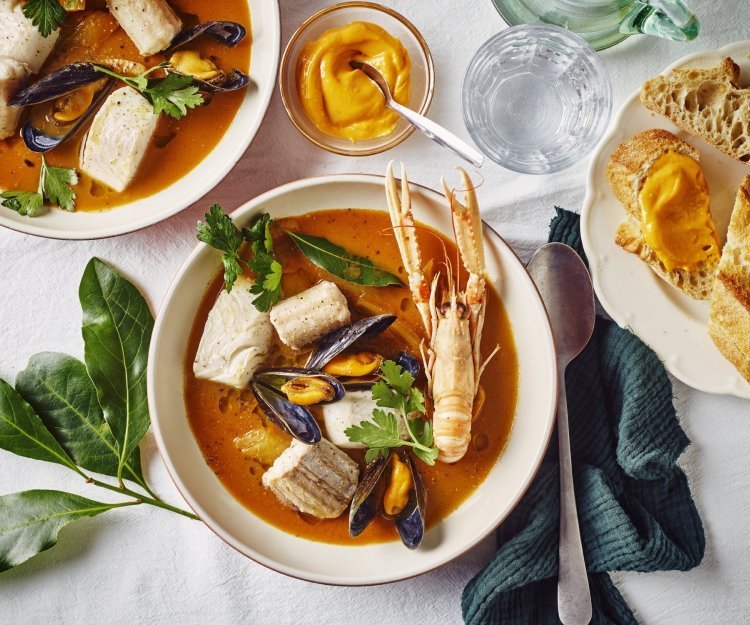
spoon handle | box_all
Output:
[389,101,484,168]
[556,367,592,625]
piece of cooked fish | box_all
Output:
[270,281,351,350]
[321,390,406,449]
[262,438,359,519]
[193,276,273,389]
[106,0,182,56]
[0,1,60,73]
[80,86,157,193]
[0,56,29,139]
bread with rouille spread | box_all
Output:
[607,129,720,300]
[709,176,750,382]
[640,58,750,163]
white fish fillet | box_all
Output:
[193,276,273,389]
[80,86,157,193]
[0,56,29,139]
[262,438,359,519]
[106,0,182,56]
[321,390,406,449]
[270,281,351,350]
[0,1,60,73]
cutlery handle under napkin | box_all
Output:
[557,367,592,625]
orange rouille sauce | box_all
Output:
[184,209,519,545]
[0,0,251,212]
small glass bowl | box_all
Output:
[279,2,434,156]
[462,25,612,174]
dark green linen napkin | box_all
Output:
[462,208,705,625]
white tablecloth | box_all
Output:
[2,1,748,622]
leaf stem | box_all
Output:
[133,478,159,501]
[89,479,198,520]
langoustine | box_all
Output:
[385,162,497,463]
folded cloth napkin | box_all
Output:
[461,208,705,625]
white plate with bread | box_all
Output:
[582,41,750,399]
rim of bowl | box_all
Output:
[278,1,435,156]
[147,173,558,585]
[0,0,281,241]
[461,24,612,175]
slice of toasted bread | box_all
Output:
[607,129,719,300]
[709,176,750,382]
[640,57,750,163]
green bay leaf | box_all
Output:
[0,378,78,472]
[0,490,128,572]
[79,258,154,481]
[287,231,403,287]
[15,353,145,487]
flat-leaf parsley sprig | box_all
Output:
[0,155,78,216]
[196,204,283,312]
[345,360,439,465]
[93,63,204,120]
[23,0,67,38]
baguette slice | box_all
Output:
[607,129,719,300]
[640,58,750,163]
[709,176,750,382]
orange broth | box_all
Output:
[184,209,519,545]
[0,0,251,211]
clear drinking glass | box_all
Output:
[462,25,612,175]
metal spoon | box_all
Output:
[526,243,595,625]
[348,60,484,167]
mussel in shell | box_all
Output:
[11,63,104,107]
[11,63,114,153]
[339,350,421,391]
[168,21,247,51]
[166,21,250,93]
[307,314,397,371]
[349,451,426,549]
[251,368,345,444]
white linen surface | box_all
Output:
[1,1,749,623]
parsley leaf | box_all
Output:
[146,74,203,119]
[247,256,282,312]
[42,161,78,212]
[23,0,66,38]
[0,156,78,217]
[196,205,284,311]
[0,191,44,217]
[243,213,274,255]
[365,448,390,464]
[197,204,244,255]
[243,214,283,311]
[93,64,204,120]
[346,409,403,449]
[197,204,244,291]
[345,360,439,466]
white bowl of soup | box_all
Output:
[0,0,279,240]
[148,173,557,584]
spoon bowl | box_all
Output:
[528,243,595,364]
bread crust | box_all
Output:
[606,129,719,300]
[709,175,750,382]
[640,57,750,163]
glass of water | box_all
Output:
[462,25,612,175]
